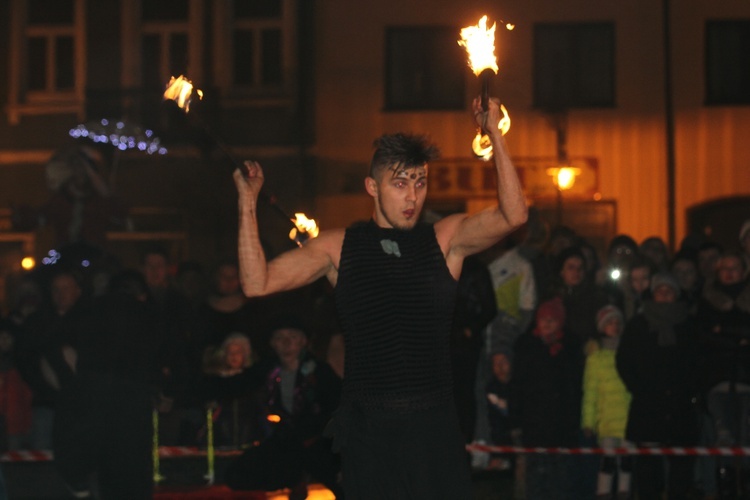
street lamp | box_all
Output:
[546,166,581,226]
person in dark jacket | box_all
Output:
[511,297,582,500]
[52,270,167,500]
[225,316,342,499]
[616,272,700,499]
[696,251,750,496]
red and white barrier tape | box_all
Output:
[5,444,750,463]
[466,443,750,457]
[0,446,242,463]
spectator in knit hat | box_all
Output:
[582,305,632,499]
[511,297,582,499]
[616,272,700,499]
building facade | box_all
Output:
[1,0,749,309]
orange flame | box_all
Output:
[163,75,203,112]
[267,414,281,423]
[472,104,511,161]
[458,15,499,76]
[289,213,319,246]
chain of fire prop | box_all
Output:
[163,76,318,247]
[458,16,513,161]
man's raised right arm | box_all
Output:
[234,161,340,297]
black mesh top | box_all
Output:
[334,220,457,413]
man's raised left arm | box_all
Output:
[439,96,528,261]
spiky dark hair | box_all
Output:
[369,133,439,178]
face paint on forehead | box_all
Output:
[391,163,428,179]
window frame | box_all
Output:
[705,19,750,106]
[532,22,616,111]
[212,0,297,105]
[384,25,467,112]
[7,0,86,124]
[120,0,204,96]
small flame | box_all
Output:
[163,75,203,112]
[289,213,319,247]
[267,414,281,423]
[472,104,511,161]
[458,15,499,76]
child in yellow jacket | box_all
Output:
[581,305,632,499]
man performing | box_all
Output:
[233,96,527,499]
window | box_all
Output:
[7,0,86,124]
[533,23,615,110]
[706,20,750,105]
[140,0,193,89]
[385,26,466,111]
[213,0,294,99]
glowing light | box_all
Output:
[458,15,499,76]
[21,257,35,270]
[289,213,319,247]
[546,167,582,191]
[471,104,511,161]
[42,249,61,266]
[163,75,203,113]
[460,16,512,159]
[610,269,621,281]
[69,120,167,155]
[267,414,281,423]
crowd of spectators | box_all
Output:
[0,243,342,499]
[1,212,749,499]
[459,210,750,500]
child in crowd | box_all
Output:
[624,258,652,319]
[512,297,582,500]
[582,305,632,499]
[485,347,514,471]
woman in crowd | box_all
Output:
[616,272,700,499]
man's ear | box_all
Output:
[364,176,378,198]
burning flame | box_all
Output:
[458,15,499,76]
[163,75,203,112]
[472,104,511,161]
[289,213,319,247]
[546,166,582,191]
[267,414,281,423]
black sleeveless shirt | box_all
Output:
[334,220,457,413]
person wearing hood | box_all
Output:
[616,272,700,499]
[582,305,631,499]
[696,250,750,497]
[511,297,582,500]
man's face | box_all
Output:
[216,264,240,296]
[367,164,428,230]
[560,256,585,287]
[672,259,697,291]
[630,266,651,295]
[491,353,511,382]
[609,244,635,269]
[143,254,168,289]
[717,256,745,286]
[270,328,307,362]
[51,274,81,315]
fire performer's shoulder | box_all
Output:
[308,228,345,268]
